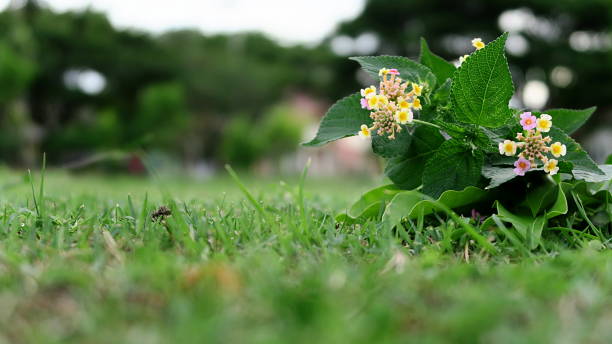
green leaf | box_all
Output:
[432,78,452,104]
[382,186,489,228]
[451,33,514,127]
[606,154,612,165]
[496,202,546,250]
[422,140,484,198]
[420,79,452,121]
[350,55,436,91]
[536,107,596,135]
[335,184,402,223]
[525,182,558,217]
[371,126,413,158]
[482,165,517,189]
[546,185,568,220]
[381,191,424,229]
[419,38,456,86]
[436,122,497,153]
[472,128,498,153]
[384,125,445,189]
[548,126,604,181]
[381,187,497,253]
[434,121,466,139]
[303,93,371,146]
[578,165,612,194]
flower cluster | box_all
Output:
[357,68,423,140]
[498,112,567,176]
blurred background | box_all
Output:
[0,0,610,178]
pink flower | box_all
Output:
[513,157,531,176]
[360,98,370,109]
[387,68,400,75]
[519,112,537,131]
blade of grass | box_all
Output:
[571,190,604,241]
[423,197,498,255]
[225,165,273,225]
[491,215,532,257]
[297,158,311,234]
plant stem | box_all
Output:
[412,119,441,130]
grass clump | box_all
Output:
[0,169,609,343]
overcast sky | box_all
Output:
[5,0,366,44]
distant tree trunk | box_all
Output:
[11,98,41,167]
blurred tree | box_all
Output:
[0,3,338,167]
[0,1,179,165]
[132,82,188,150]
[158,31,336,160]
[219,103,306,169]
[219,115,264,169]
[258,103,305,160]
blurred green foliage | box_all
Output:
[258,104,306,159]
[220,115,263,169]
[0,0,611,168]
[0,2,334,167]
[220,104,304,169]
[132,82,188,149]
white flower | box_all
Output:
[498,140,517,156]
[394,110,413,124]
[358,124,371,139]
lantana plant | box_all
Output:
[305,33,611,249]
[306,32,606,196]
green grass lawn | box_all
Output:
[0,169,611,343]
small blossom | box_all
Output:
[387,68,400,75]
[520,112,537,131]
[397,97,411,110]
[394,110,413,124]
[550,142,567,157]
[368,95,387,110]
[472,38,485,50]
[360,86,376,99]
[379,94,389,105]
[514,157,531,176]
[498,140,517,156]
[358,124,371,139]
[412,83,422,96]
[536,114,552,132]
[412,98,422,110]
[543,159,559,175]
[360,98,370,109]
[459,55,469,65]
[378,68,389,76]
